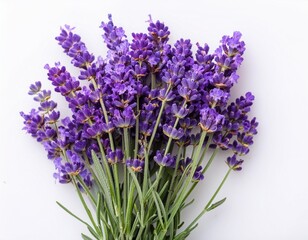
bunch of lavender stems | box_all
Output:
[21,15,258,240]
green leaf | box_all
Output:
[125,182,135,234]
[96,193,103,233]
[178,199,194,212]
[128,168,145,226]
[72,178,101,239]
[56,201,90,227]
[174,223,198,240]
[206,197,226,211]
[91,151,116,223]
[87,226,100,240]
[158,180,169,197]
[153,191,167,223]
[81,233,93,240]
[152,191,166,229]
[129,212,140,239]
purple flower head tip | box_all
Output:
[193,166,204,182]
[113,107,135,128]
[126,158,144,172]
[107,149,124,164]
[28,81,42,95]
[226,154,244,171]
[154,151,176,167]
[163,124,184,140]
[147,17,170,43]
[221,31,245,57]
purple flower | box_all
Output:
[236,92,255,114]
[226,155,244,171]
[199,107,224,133]
[100,14,128,52]
[208,88,230,106]
[171,104,190,119]
[130,33,153,61]
[126,158,144,172]
[38,100,57,113]
[163,124,184,140]
[113,107,135,128]
[33,90,51,102]
[55,25,94,68]
[75,106,94,124]
[101,122,115,133]
[46,110,60,124]
[221,31,245,57]
[74,140,87,153]
[107,149,124,164]
[28,81,42,95]
[195,43,214,71]
[173,39,194,67]
[179,118,198,131]
[53,151,85,184]
[210,72,239,89]
[193,166,204,181]
[158,88,175,102]
[213,132,231,150]
[20,109,44,138]
[231,141,249,156]
[84,122,103,138]
[154,151,176,167]
[190,133,201,146]
[147,15,170,43]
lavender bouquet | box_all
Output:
[21,15,258,240]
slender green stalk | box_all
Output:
[165,146,183,210]
[72,177,102,239]
[184,168,232,232]
[202,147,218,175]
[164,117,180,156]
[183,148,219,203]
[134,96,140,159]
[147,100,167,151]
[142,143,150,194]
[96,137,115,198]
[197,134,213,166]
[123,128,131,159]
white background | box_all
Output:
[1,0,308,239]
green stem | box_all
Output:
[202,147,218,175]
[72,177,102,239]
[147,100,167,151]
[185,168,232,231]
[164,117,180,156]
[142,145,150,195]
[165,146,183,210]
[197,134,213,166]
[123,128,131,159]
[183,149,218,203]
[134,96,140,159]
